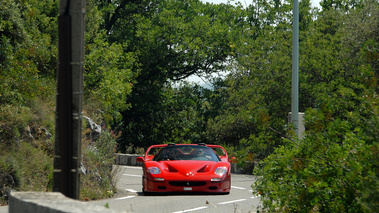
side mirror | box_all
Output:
[136,156,145,163]
[229,157,237,163]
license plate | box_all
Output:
[183,187,192,191]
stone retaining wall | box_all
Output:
[9,192,126,213]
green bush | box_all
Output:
[80,127,120,200]
[0,141,53,205]
[253,101,378,212]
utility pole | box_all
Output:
[54,0,85,199]
[292,0,299,138]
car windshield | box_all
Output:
[153,145,221,162]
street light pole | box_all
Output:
[292,0,299,138]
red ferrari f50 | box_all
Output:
[137,143,235,195]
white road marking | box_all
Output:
[218,199,247,205]
[125,189,138,193]
[231,186,246,190]
[123,174,142,177]
[172,206,208,213]
[115,196,135,200]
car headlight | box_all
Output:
[147,167,161,174]
[214,167,228,176]
[154,178,164,181]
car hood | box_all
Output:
[165,161,214,175]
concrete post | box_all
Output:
[54,0,85,199]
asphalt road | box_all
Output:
[90,165,261,213]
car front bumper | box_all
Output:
[143,176,231,193]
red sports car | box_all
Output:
[137,143,234,195]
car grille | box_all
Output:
[169,181,206,186]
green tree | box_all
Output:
[253,0,378,211]
[83,0,137,125]
[0,0,58,105]
[108,0,237,150]
[205,0,315,161]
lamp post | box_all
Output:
[292,0,299,138]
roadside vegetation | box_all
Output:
[1,0,377,212]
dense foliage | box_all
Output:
[0,0,377,211]
[0,0,131,202]
[250,0,379,212]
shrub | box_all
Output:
[80,127,120,200]
[0,141,53,205]
[253,103,378,212]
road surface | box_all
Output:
[91,165,261,213]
